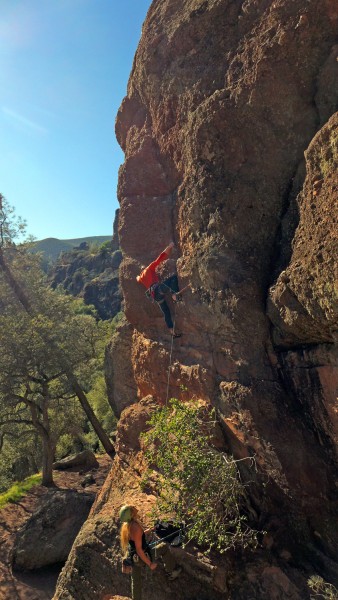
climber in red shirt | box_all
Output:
[136,242,182,337]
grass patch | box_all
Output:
[0,474,42,509]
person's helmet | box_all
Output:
[119,505,132,522]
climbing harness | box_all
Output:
[145,280,175,303]
[145,283,158,301]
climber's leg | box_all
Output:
[154,281,182,336]
[163,274,179,294]
[131,563,143,600]
[155,543,182,579]
[157,299,173,330]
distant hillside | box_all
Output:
[47,211,122,320]
[29,236,112,263]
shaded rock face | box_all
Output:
[12,490,95,571]
[268,113,338,460]
[268,114,338,347]
[105,315,137,417]
[49,209,122,320]
[54,1,338,599]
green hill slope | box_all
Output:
[29,236,112,263]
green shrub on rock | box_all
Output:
[142,398,258,553]
[308,576,338,600]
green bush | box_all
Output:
[56,433,80,460]
[142,399,258,553]
[308,576,338,599]
[99,240,112,255]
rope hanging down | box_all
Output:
[163,283,191,405]
[165,302,176,405]
[159,282,191,405]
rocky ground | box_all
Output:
[0,456,112,600]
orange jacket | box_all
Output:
[137,250,169,289]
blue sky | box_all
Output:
[0,0,152,240]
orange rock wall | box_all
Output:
[113,0,338,589]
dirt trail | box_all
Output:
[0,456,112,600]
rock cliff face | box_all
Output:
[54,1,338,599]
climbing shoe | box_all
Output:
[173,333,182,339]
[168,567,182,581]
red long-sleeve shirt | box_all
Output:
[137,250,169,289]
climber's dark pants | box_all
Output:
[131,544,177,600]
[153,275,179,330]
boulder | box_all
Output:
[53,449,99,471]
[12,489,95,570]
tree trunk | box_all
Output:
[42,437,55,487]
[0,251,33,311]
[28,389,55,487]
[41,386,55,487]
[0,248,115,455]
[65,371,114,454]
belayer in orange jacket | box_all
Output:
[136,242,182,337]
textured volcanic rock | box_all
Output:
[55,1,338,599]
[268,113,338,347]
[105,315,137,417]
[268,113,338,459]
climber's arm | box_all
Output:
[152,242,175,268]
